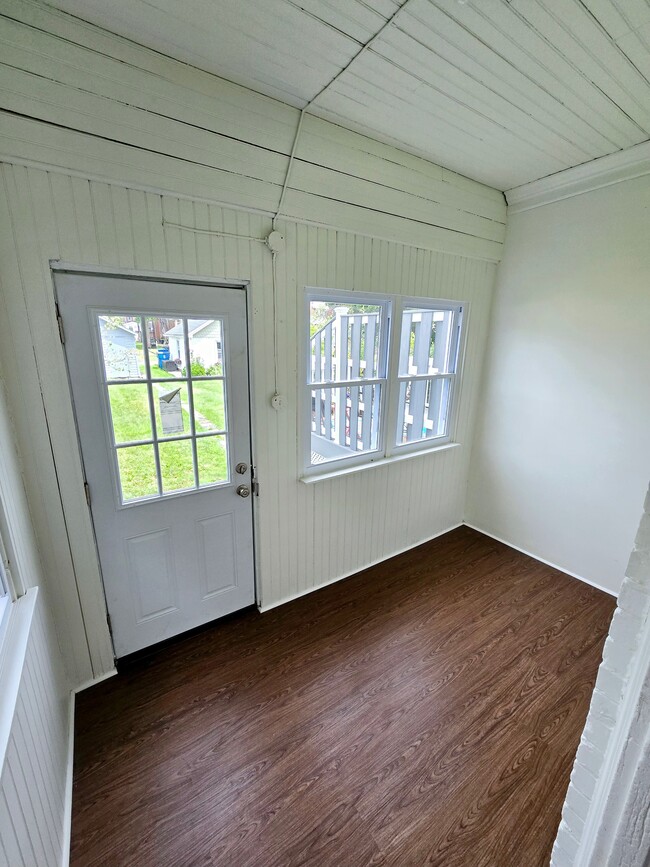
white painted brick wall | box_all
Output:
[551,485,650,867]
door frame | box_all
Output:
[50,261,262,654]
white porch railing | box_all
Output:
[310,310,380,459]
[397,308,452,444]
[310,306,455,462]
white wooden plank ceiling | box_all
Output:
[38,0,650,190]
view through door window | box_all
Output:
[97,313,230,503]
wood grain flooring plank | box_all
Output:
[71,527,614,866]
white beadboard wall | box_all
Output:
[0,162,497,684]
[0,589,71,867]
[0,374,72,867]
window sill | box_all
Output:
[0,587,37,770]
[300,441,461,484]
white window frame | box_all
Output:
[302,288,466,478]
[303,289,392,474]
[0,529,16,647]
[388,298,465,458]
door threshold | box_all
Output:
[116,605,258,673]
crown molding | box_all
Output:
[506,140,650,213]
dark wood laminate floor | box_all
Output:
[71,527,615,867]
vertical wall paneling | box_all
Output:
[0,364,72,867]
[0,590,71,867]
[0,165,110,684]
[0,165,497,680]
[0,378,41,597]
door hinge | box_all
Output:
[84,481,91,507]
[56,304,65,344]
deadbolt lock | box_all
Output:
[235,462,248,475]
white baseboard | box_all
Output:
[60,691,75,867]
[259,522,464,613]
[463,522,618,597]
[62,668,117,865]
[73,667,117,694]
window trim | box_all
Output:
[0,598,9,646]
[302,288,467,479]
[0,525,17,648]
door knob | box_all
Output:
[236,485,250,498]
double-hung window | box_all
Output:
[304,289,464,475]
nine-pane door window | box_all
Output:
[96,313,230,504]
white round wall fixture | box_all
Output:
[266,230,285,254]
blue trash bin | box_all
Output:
[157,347,171,369]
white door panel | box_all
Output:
[56,272,255,657]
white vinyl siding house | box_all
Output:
[98,317,139,379]
[165,320,223,372]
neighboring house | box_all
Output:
[99,317,140,379]
[122,320,140,338]
[148,316,177,343]
[165,319,223,371]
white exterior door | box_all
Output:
[55,272,256,657]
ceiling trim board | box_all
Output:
[506,139,650,212]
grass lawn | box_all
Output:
[137,346,176,379]
[108,367,228,500]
